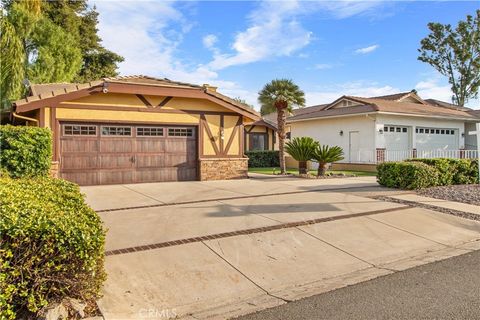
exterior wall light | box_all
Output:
[461,132,465,138]
[339,130,343,136]
[379,129,384,134]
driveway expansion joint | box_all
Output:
[201,241,292,304]
[96,185,378,213]
[104,205,411,256]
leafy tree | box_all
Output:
[311,145,344,177]
[232,97,254,109]
[285,137,318,174]
[41,0,124,83]
[0,0,82,109]
[418,10,480,106]
[258,79,305,174]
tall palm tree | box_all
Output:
[258,79,305,174]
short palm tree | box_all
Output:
[285,137,318,174]
[258,79,305,174]
[311,145,345,177]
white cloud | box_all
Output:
[202,34,218,50]
[314,64,333,70]
[305,81,399,105]
[208,1,312,70]
[355,45,380,54]
[208,0,385,70]
[92,0,255,104]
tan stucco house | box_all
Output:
[244,118,277,151]
[11,75,260,185]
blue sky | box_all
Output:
[92,0,479,109]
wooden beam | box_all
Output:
[224,116,242,156]
[15,87,103,112]
[200,114,220,155]
[158,96,173,107]
[136,94,153,107]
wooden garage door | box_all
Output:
[60,123,197,185]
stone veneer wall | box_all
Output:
[199,158,248,181]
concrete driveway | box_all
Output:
[81,175,480,320]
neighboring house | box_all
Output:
[287,91,479,168]
[244,118,277,151]
[11,75,260,185]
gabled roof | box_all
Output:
[425,98,473,111]
[287,93,478,122]
[249,118,278,131]
[14,75,260,120]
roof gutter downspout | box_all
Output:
[12,112,39,126]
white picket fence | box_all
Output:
[339,149,479,164]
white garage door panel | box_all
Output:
[384,126,410,151]
[416,127,458,150]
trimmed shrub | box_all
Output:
[407,158,453,185]
[0,125,52,178]
[407,158,478,185]
[377,161,439,190]
[245,150,280,167]
[0,176,106,319]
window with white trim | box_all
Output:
[101,126,132,136]
[64,125,96,136]
[137,127,164,137]
[168,127,194,137]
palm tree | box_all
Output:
[311,145,345,177]
[258,79,305,174]
[285,137,318,174]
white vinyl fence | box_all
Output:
[337,149,478,164]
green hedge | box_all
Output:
[407,158,478,185]
[245,150,280,167]
[0,125,52,178]
[377,158,478,189]
[0,176,106,319]
[377,161,440,189]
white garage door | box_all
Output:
[384,125,410,150]
[416,127,458,150]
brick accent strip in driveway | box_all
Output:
[105,205,411,256]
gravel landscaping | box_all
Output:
[417,184,480,206]
[372,195,480,222]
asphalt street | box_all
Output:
[236,249,480,320]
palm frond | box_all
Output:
[285,137,318,162]
[312,145,345,164]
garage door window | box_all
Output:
[168,128,193,137]
[137,127,164,137]
[64,125,96,136]
[101,126,132,136]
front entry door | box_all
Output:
[349,131,360,162]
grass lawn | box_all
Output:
[248,167,377,177]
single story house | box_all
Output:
[11,75,260,185]
[287,91,479,170]
[244,118,277,151]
